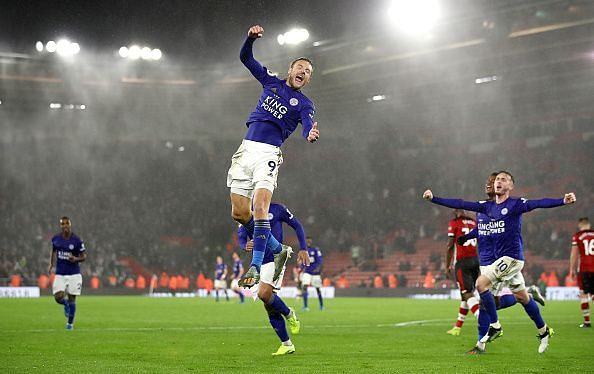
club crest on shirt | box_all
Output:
[501,208,508,215]
[289,98,299,106]
[268,213,274,220]
[69,244,74,249]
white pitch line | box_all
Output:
[6,318,543,333]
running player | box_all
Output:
[569,217,594,328]
[424,170,576,353]
[238,202,307,355]
[227,24,316,288]
[48,216,87,330]
[301,236,325,311]
[457,172,544,354]
[445,209,480,336]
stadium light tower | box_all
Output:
[387,0,440,36]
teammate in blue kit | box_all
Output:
[214,256,229,302]
[455,172,545,354]
[227,24,315,289]
[424,171,576,353]
[230,252,245,303]
[301,236,324,311]
[48,216,87,330]
[238,202,307,355]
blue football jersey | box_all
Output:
[52,233,85,275]
[432,196,565,261]
[304,247,323,275]
[215,263,227,280]
[233,259,243,278]
[240,38,315,147]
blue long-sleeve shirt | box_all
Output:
[431,196,565,260]
[240,37,315,147]
[238,203,307,252]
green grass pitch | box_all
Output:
[1,296,591,373]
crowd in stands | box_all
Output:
[1,111,592,290]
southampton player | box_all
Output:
[301,236,324,311]
[424,171,576,353]
[569,217,594,328]
[230,252,245,303]
[238,202,307,355]
[48,216,86,330]
[214,256,229,302]
[227,24,316,288]
[445,209,480,336]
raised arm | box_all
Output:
[524,193,576,212]
[240,25,272,84]
[423,190,487,213]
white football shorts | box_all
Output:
[301,273,323,288]
[53,274,83,296]
[214,280,227,290]
[227,139,283,198]
[481,256,526,292]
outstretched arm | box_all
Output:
[423,190,487,213]
[524,193,576,212]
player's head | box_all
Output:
[232,252,239,261]
[287,57,313,90]
[59,216,71,235]
[306,236,313,247]
[485,172,498,198]
[453,209,465,218]
[216,256,222,264]
[578,217,591,231]
[494,170,514,196]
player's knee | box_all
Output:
[514,290,529,304]
[231,206,250,224]
[258,287,273,303]
[54,293,64,303]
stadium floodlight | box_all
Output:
[46,41,57,53]
[387,0,440,36]
[70,42,80,55]
[150,48,162,60]
[277,28,310,45]
[475,75,498,84]
[35,41,44,52]
[56,39,71,56]
[49,103,62,109]
[119,46,129,58]
[367,94,388,103]
[178,146,185,152]
[128,45,141,60]
[79,104,86,110]
[140,47,152,60]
